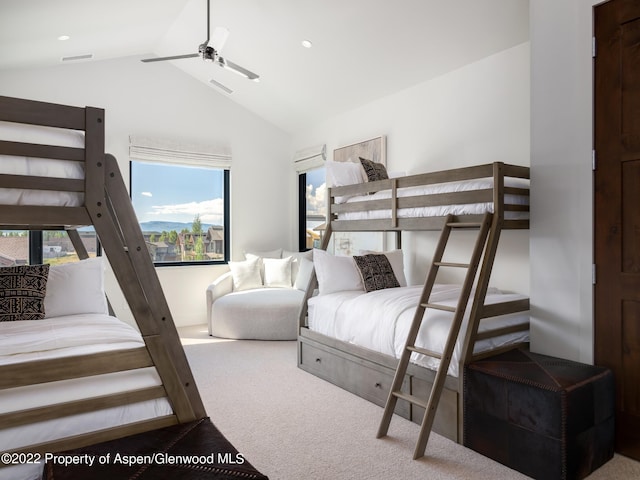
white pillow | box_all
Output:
[361,249,407,287]
[313,248,364,295]
[44,257,108,318]
[325,160,367,204]
[263,257,292,288]
[244,248,282,259]
[229,257,263,291]
[294,257,315,291]
[283,249,313,284]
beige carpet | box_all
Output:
[179,324,640,480]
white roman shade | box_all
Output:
[129,135,232,168]
[293,144,326,173]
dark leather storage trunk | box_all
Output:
[463,348,614,480]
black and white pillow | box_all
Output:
[0,264,49,321]
[359,157,389,182]
[353,254,400,292]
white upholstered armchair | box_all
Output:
[206,250,313,340]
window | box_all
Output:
[0,230,98,266]
[299,167,326,251]
[130,161,229,265]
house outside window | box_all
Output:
[0,230,98,266]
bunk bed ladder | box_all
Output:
[376,212,493,459]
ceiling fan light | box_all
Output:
[216,57,260,82]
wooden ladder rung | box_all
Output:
[421,303,456,312]
[434,261,470,268]
[392,391,429,409]
[447,221,483,228]
[407,345,442,359]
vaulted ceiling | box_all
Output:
[0,0,529,134]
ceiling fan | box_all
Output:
[141,0,259,82]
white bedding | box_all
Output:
[0,120,85,206]
[0,314,173,480]
[337,177,529,220]
[308,284,529,378]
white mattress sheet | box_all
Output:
[338,177,529,220]
[0,314,173,480]
[0,120,85,206]
[307,284,529,378]
[0,314,144,364]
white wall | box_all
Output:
[291,43,531,293]
[529,0,599,363]
[0,56,292,326]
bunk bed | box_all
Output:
[0,96,267,480]
[298,137,530,448]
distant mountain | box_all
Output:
[139,221,217,233]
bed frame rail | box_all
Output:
[327,162,530,232]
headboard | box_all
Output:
[333,135,386,165]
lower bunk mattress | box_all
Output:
[0,314,173,480]
[307,284,529,378]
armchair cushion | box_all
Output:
[209,288,303,340]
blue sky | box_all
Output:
[131,162,224,225]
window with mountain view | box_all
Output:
[130,161,229,265]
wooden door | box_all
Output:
[594,0,640,460]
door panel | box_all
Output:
[595,0,640,460]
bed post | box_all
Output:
[83,149,205,422]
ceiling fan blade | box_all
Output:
[211,27,229,53]
[217,57,260,81]
[141,53,199,63]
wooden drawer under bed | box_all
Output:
[298,329,458,442]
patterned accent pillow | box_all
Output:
[353,254,400,292]
[0,264,50,321]
[359,157,389,182]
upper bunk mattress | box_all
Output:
[0,121,85,206]
[307,284,529,378]
[337,177,530,221]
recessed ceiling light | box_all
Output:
[301,39,313,49]
[58,35,70,41]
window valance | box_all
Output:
[293,144,326,173]
[129,135,232,169]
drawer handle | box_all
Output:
[375,382,382,389]
[315,357,322,363]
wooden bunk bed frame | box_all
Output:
[298,159,530,444]
[0,96,206,458]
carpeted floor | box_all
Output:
[179,324,640,480]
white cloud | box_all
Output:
[306,182,326,216]
[148,198,225,224]
[141,192,153,197]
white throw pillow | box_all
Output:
[325,160,367,203]
[264,257,292,288]
[44,257,108,318]
[361,249,407,287]
[313,248,364,295]
[293,257,314,291]
[244,248,282,259]
[283,249,313,284]
[229,257,263,291]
